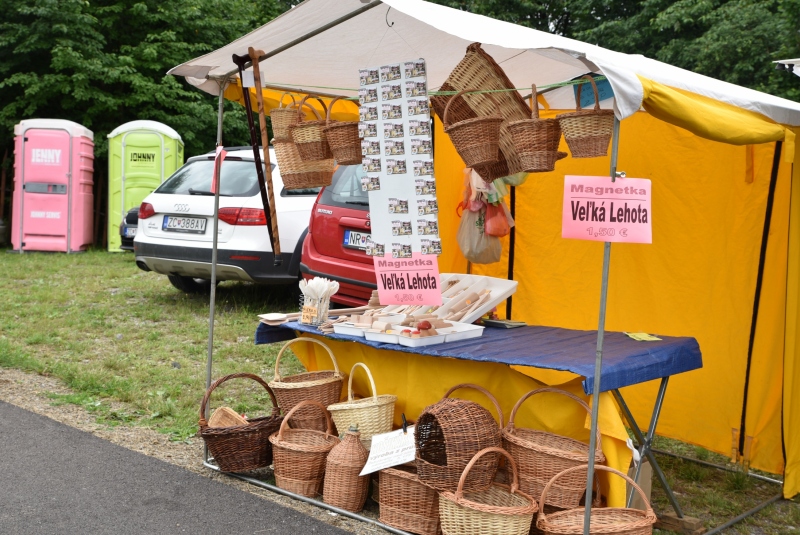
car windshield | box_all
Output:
[155,159,266,197]
[319,165,369,210]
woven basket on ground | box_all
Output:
[269,400,340,497]
[443,88,504,168]
[503,388,606,509]
[327,362,396,450]
[537,465,657,535]
[269,337,344,432]
[415,383,504,493]
[323,96,361,165]
[557,76,615,158]
[289,95,333,161]
[272,138,334,190]
[439,447,538,535]
[379,463,442,535]
[270,92,300,141]
[323,426,370,512]
[199,372,283,473]
[507,85,567,173]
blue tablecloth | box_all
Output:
[255,321,702,394]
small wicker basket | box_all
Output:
[507,85,567,173]
[323,96,362,165]
[439,447,538,535]
[557,76,615,158]
[416,383,504,493]
[273,138,334,190]
[502,388,606,509]
[199,372,283,473]
[327,362,397,450]
[443,89,504,168]
[269,337,344,432]
[290,95,333,161]
[270,92,301,141]
[379,463,442,535]
[269,400,340,497]
[536,465,657,535]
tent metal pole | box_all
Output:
[650,449,783,485]
[583,116,621,535]
[703,494,783,535]
[204,77,228,463]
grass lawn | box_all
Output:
[1,248,797,533]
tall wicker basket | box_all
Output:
[379,463,442,535]
[269,337,344,432]
[198,372,284,473]
[323,96,362,165]
[269,400,340,497]
[507,85,567,173]
[502,388,606,509]
[536,465,657,535]
[322,426,370,512]
[439,447,538,535]
[415,383,504,493]
[443,89,504,168]
[290,95,333,161]
[556,76,615,158]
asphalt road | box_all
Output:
[0,400,350,535]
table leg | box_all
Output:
[612,378,685,518]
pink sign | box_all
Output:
[562,175,652,244]
[373,252,442,306]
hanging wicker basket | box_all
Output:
[443,89,504,168]
[537,465,657,535]
[273,138,334,190]
[270,92,301,141]
[439,447,538,535]
[557,76,615,158]
[327,362,397,450]
[379,464,442,535]
[323,96,362,165]
[290,95,334,161]
[415,383,504,493]
[269,337,344,432]
[199,372,284,473]
[502,388,606,509]
[507,85,568,173]
[269,400,340,497]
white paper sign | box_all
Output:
[359,425,416,476]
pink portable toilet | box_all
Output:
[11,119,95,252]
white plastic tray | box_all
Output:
[332,323,367,338]
[439,322,485,343]
[396,332,447,347]
[364,330,400,344]
[433,276,518,325]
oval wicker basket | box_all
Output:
[379,463,442,535]
[502,387,606,509]
[507,85,567,173]
[269,400,340,497]
[272,137,334,190]
[556,76,614,158]
[443,89,504,168]
[269,337,344,432]
[290,95,334,161]
[327,362,397,450]
[415,383,504,493]
[323,96,362,165]
[270,92,300,141]
[199,372,284,473]
[439,447,538,535]
[536,465,657,535]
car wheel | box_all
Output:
[167,275,212,294]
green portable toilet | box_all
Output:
[107,120,184,251]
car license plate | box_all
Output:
[162,215,207,234]
[124,227,137,238]
[343,229,370,250]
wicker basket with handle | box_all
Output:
[327,362,396,450]
[323,96,362,165]
[270,92,300,141]
[502,387,606,509]
[443,89,504,168]
[379,463,442,535]
[537,465,657,535]
[415,383,504,493]
[290,95,334,161]
[507,85,567,172]
[269,337,344,432]
[272,138,334,190]
[199,372,283,473]
[557,76,615,158]
[439,447,538,535]
[269,400,340,497]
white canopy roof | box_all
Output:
[169,0,800,126]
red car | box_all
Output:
[300,165,376,306]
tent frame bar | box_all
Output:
[651,449,784,485]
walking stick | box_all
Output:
[248,47,281,262]
[232,52,281,266]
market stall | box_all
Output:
[170,0,800,531]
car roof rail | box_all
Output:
[204,145,274,154]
